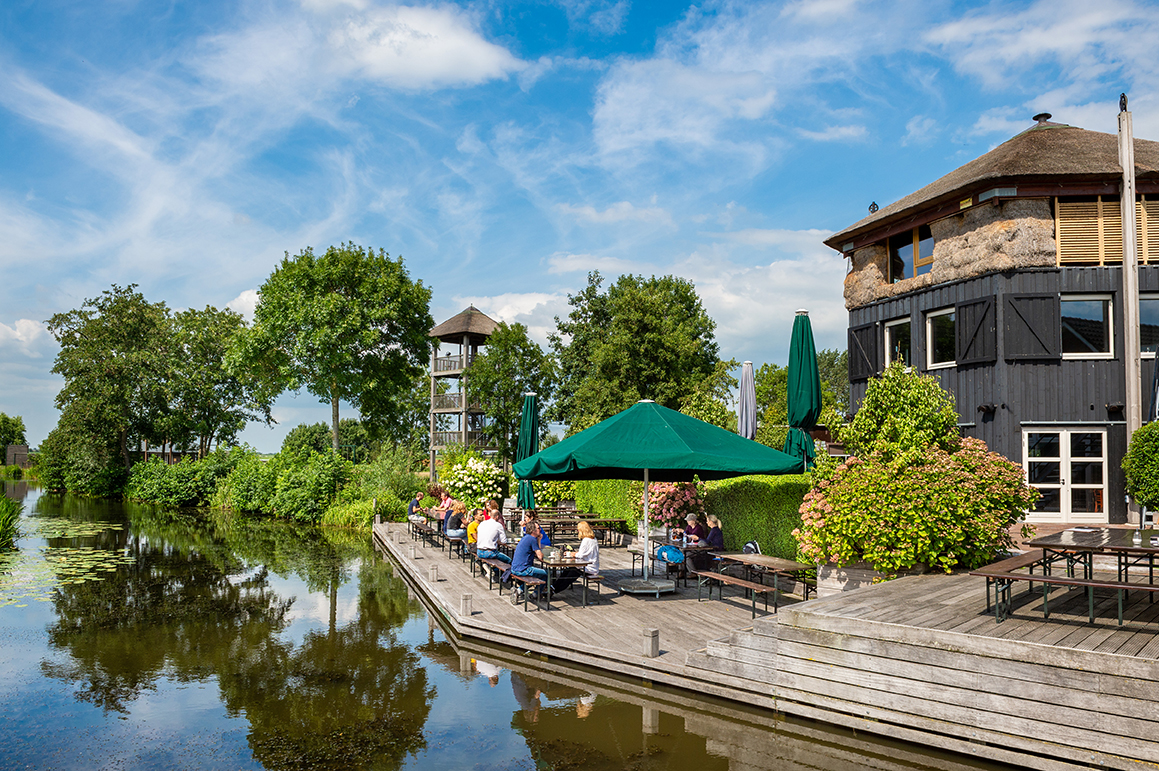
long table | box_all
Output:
[1028,527,1158,585]
[715,552,815,599]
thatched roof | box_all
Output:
[826,121,1159,250]
[429,306,499,342]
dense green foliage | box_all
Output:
[575,479,642,526]
[634,482,706,529]
[0,412,27,449]
[703,475,810,559]
[679,359,738,430]
[282,419,372,462]
[126,448,246,508]
[797,440,1037,574]
[1123,421,1159,510]
[796,366,1036,576]
[232,243,433,451]
[2,464,23,480]
[466,322,555,462]
[533,479,576,506]
[837,362,960,461]
[36,426,128,497]
[0,495,20,549]
[754,351,847,449]
[268,451,353,522]
[550,272,720,431]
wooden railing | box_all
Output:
[431,393,463,410]
[433,353,477,373]
[431,431,497,449]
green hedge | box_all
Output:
[574,479,642,528]
[703,474,810,559]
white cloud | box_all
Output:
[227,289,260,322]
[452,292,569,347]
[901,115,938,146]
[797,124,867,142]
[705,228,832,251]
[545,252,641,275]
[0,320,51,358]
[556,201,673,226]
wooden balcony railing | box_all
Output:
[431,431,497,449]
[432,353,477,373]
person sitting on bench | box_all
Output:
[511,520,549,604]
[476,508,510,563]
[446,502,468,539]
[466,509,484,547]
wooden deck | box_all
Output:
[375,522,1159,771]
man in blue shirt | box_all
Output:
[511,520,548,603]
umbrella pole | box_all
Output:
[642,468,650,581]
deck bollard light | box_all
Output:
[643,628,659,658]
[461,593,473,617]
[409,545,418,560]
[429,565,439,583]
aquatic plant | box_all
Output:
[0,496,21,549]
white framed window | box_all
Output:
[884,318,912,366]
[1022,428,1107,524]
[925,308,955,369]
[1141,293,1159,359]
[1060,294,1113,359]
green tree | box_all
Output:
[0,413,27,448]
[283,419,372,462]
[466,322,555,462]
[47,285,171,469]
[233,244,433,453]
[817,348,850,414]
[753,349,849,447]
[549,272,719,430]
[169,306,274,458]
[838,362,959,463]
[1123,421,1159,510]
[679,359,738,429]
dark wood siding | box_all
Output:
[956,296,997,365]
[1004,294,1060,359]
[846,266,1159,524]
[848,323,878,381]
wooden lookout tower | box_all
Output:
[428,306,500,477]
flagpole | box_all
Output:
[1119,94,1143,526]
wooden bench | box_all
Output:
[691,570,781,618]
[445,535,466,560]
[627,548,645,576]
[581,573,603,607]
[412,522,440,548]
[478,558,511,592]
[509,574,548,611]
[721,556,817,601]
[970,549,1159,625]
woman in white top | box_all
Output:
[575,521,600,576]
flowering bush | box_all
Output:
[633,481,706,530]
[441,456,504,507]
[794,438,1037,575]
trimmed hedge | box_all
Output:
[575,479,642,528]
[703,474,810,559]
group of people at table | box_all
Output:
[407,487,601,605]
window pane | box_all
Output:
[1028,462,1060,485]
[1071,489,1104,513]
[886,321,911,365]
[929,312,955,364]
[915,225,934,277]
[1070,433,1103,458]
[1071,462,1103,484]
[1027,433,1060,458]
[1033,488,1061,512]
[889,232,914,283]
[1141,298,1159,353]
[1061,299,1110,354]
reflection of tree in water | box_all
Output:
[41,503,433,770]
[508,672,727,771]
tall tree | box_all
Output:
[817,348,850,414]
[466,322,555,462]
[0,413,27,449]
[170,306,274,458]
[47,285,171,469]
[753,348,848,447]
[550,272,719,431]
[233,243,434,452]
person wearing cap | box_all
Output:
[676,514,707,543]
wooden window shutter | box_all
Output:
[1056,198,1101,264]
[956,296,997,365]
[848,322,878,381]
[1004,293,1061,360]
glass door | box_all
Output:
[1022,429,1107,523]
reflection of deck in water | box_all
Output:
[375,522,1159,771]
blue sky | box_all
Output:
[2,0,1157,451]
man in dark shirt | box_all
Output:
[407,492,425,521]
[510,520,548,603]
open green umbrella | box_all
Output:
[516,393,539,509]
[514,400,801,585]
[783,309,822,471]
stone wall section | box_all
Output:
[844,198,1058,309]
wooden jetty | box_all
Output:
[373,522,1159,771]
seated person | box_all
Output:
[406,491,426,523]
[510,521,549,603]
[575,521,600,576]
[476,509,511,563]
[676,514,708,544]
[521,513,552,547]
[703,514,725,550]
[445,502,468,539]
[466,510,485,546]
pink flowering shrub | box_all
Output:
[633,481,706,529]
[794,438,1037,575]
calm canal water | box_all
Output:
[0,483,1016,771]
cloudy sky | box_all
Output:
[2,0,1157,451]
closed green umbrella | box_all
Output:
[783,309,822,471]
[514,400,801,586]
[516,393,539,509]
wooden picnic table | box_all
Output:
[1028,527,1159,583]
[536,554,590,610]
